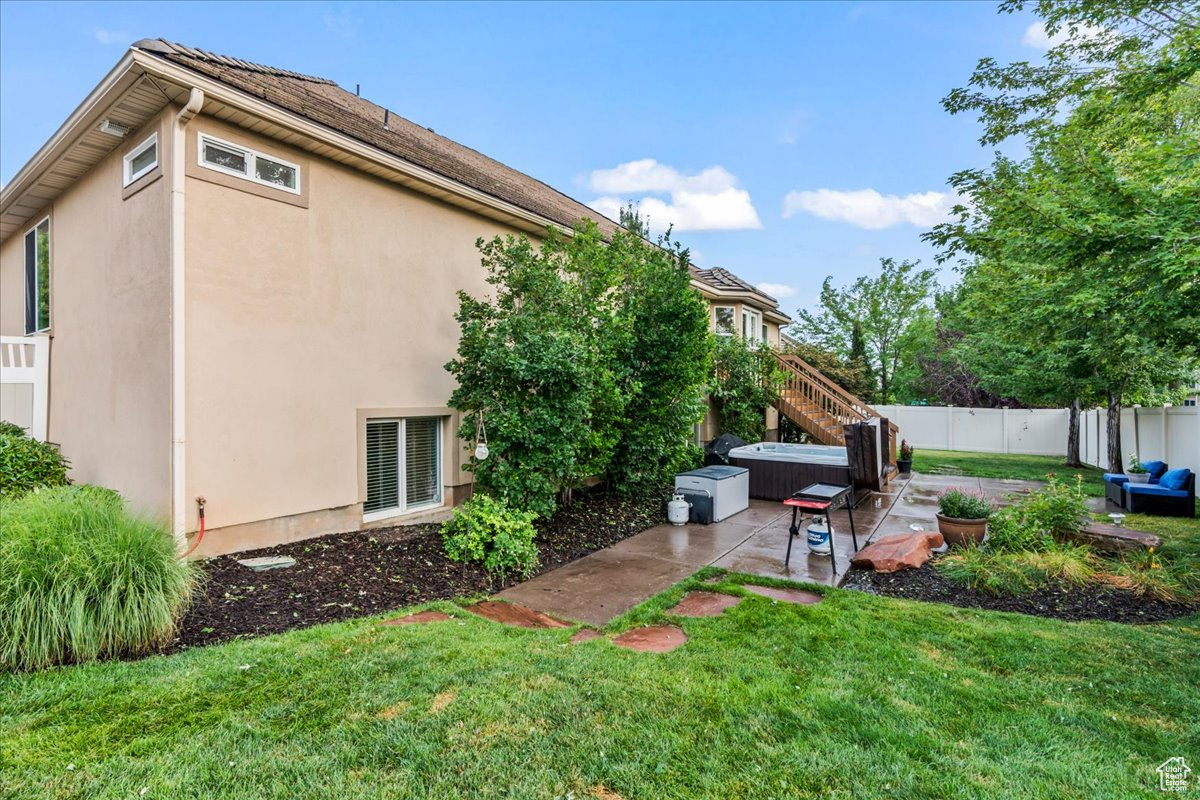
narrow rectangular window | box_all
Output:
[23,218,50,334]
[742,309,762,342]
[365,417,442,519]
[714,306,735,336]
[123,132,158,186]
[198,133,301,194]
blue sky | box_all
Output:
[0,1,1050,312]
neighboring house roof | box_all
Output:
[134,39,622,238]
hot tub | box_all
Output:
[727,442,852,501]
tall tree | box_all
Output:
[792,258,938,404]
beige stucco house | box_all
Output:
[0,40,790,556]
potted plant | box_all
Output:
[1126,453,1150,484]
[936,488,994,547]
[897,440,914,474]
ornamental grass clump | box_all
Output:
[0,486,198,671]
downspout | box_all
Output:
[171,88,204,549]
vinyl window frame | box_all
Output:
[23,216,51,334]
[197,132,301,194]
[122,132,158,186]
[363,416,443,522]
[742,308,762,343]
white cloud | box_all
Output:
[782,188,955,230]
[757,282,797,299]
[1022,21,1105,48]
[586,159,762,232]
[94,29,129,45]
[323,13,357,39]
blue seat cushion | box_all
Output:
[1103,473,1129,485]
[1127,483,1189,499]
[1142,460,1169,480]
[1158,468,1192,491]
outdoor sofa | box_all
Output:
[1103,460,1168,508]
[1124,468,1196,518]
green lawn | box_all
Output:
[3,570,1198,799]
[912,449,1107,495]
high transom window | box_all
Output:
[123,132,158,186]
[198,133,300,193]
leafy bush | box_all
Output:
[936,488,994,520]
[1016,476,1088,539]
[709,336,786,442]
[0,429,71,498]
[441,494,539,580]
[0,486,197,671]
[0,420,28,437]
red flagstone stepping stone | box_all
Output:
[612,625,687,653]
[669,591,742,617]
[382,610,452,626]
[570,628,603,644]
[851,531,944,573]
[743,585,823,605]
[465,600,570,629]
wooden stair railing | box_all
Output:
[772,352,900,471]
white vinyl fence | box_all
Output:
[0,335,49,440]
[874,403,1200,472]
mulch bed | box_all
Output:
[843,558,1197,624]
[171,488,663,651]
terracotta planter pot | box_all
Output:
[936,513,987,548]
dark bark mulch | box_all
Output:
[171,489,664,651]
[843,558,1197,624]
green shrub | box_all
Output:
[709,336,786,442]
[0,486,197,671]
[1015,476,1088,539]
[441,494,539,580]
[0,420,28,437]
[0,430,71,498]
[936,488,994,520]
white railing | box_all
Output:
[0,335,49,440]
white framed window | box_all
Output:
[714,306,736,336]
[23,217,51,334]
[198,133,300,193]
[122,132,158,186]
[742,308,762,343]
[364,417,443,520]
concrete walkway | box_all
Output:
[499,473,1049,626]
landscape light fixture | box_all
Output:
[98,119,132,137]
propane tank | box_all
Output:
[667,492,691,526]
[807,515,831,555]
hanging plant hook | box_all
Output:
[474,412,489,461]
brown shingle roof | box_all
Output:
[692,267,779,306]
[134,39,621,237]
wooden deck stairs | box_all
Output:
[773,352,900,484]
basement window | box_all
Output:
[123,133,158,186]
[198,133,300,194]
[364,417,442,520]
[23,218,51,334]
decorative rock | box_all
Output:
[464,600,570,629]
[1068,523,1162,553]
[382,610,452,625]
[850,532,945,573]
[612,625,687,653]
[742,584,823,605]
[569,628,603,644]
[669,591,742,617]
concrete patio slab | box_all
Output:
[607,521,758,566]
[497,548,697,626]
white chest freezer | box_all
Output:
[674,465,750,523]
